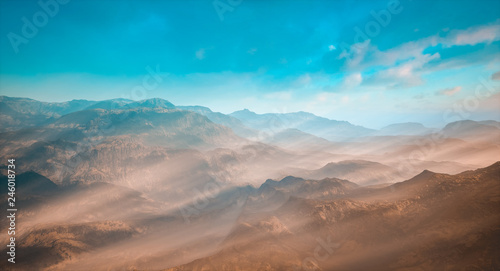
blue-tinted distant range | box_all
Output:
[1,0,499,128]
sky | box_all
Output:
[0,0,499,128]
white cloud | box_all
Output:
[195,48,205,60]
[338,40,372,70]
[364,53,440,89]
[336,23,500,88]
[444,24,500,47]
[341,72,362,89]
[328,45,336,51]
[436,86,462,96]
[294,73,312,86]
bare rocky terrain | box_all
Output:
[0,97,499,270]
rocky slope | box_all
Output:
[165,162,500,271]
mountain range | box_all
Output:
[0,95,499,270]
[165,162,500,271]
[1,162,498,270]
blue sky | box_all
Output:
[0,0,499,128]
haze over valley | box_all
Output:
[1,0,499,269]
[0,96,499,270]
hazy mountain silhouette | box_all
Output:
[84,98,133,110]
[230,109,374,141]
[177,106,258,138]
[291,160,400,185]
[442,120,500,142]
[122,98,176,109]
[262,128,333,150]
[376,122,434,136]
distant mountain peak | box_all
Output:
[401,169,439,185]
[420,169,435,175]
[377,122,432,136]
[384,122,425,127]
[122,98,175,109]
[231,108,258,116]
[176,105,213,114]
[280,175,305,184]
[444,119,499,130]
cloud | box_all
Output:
[293,73,311,86]
[341,73,362,89]
[492,71,500,81]
[247,48,257,55]
[336,35,437,73]
[443,24,500,47]
[337,24,500,90]
[371,36,438,67]
[328,45,336,51]
[338,40,372,70]
[195,49,206,60]
[363,53,440,89]
[436,86,462,96]
[334,23,499,88]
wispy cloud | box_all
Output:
[339,23,499,72]
[443,24,500,47]
[195,49,206,60]
[294,73,312,87]
[336,22,500,91]
[341,73,362,89]
[436,86,462,96]
[247,48,257,55]
[363,53,440,89]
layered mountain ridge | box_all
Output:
[0,96,499,270]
